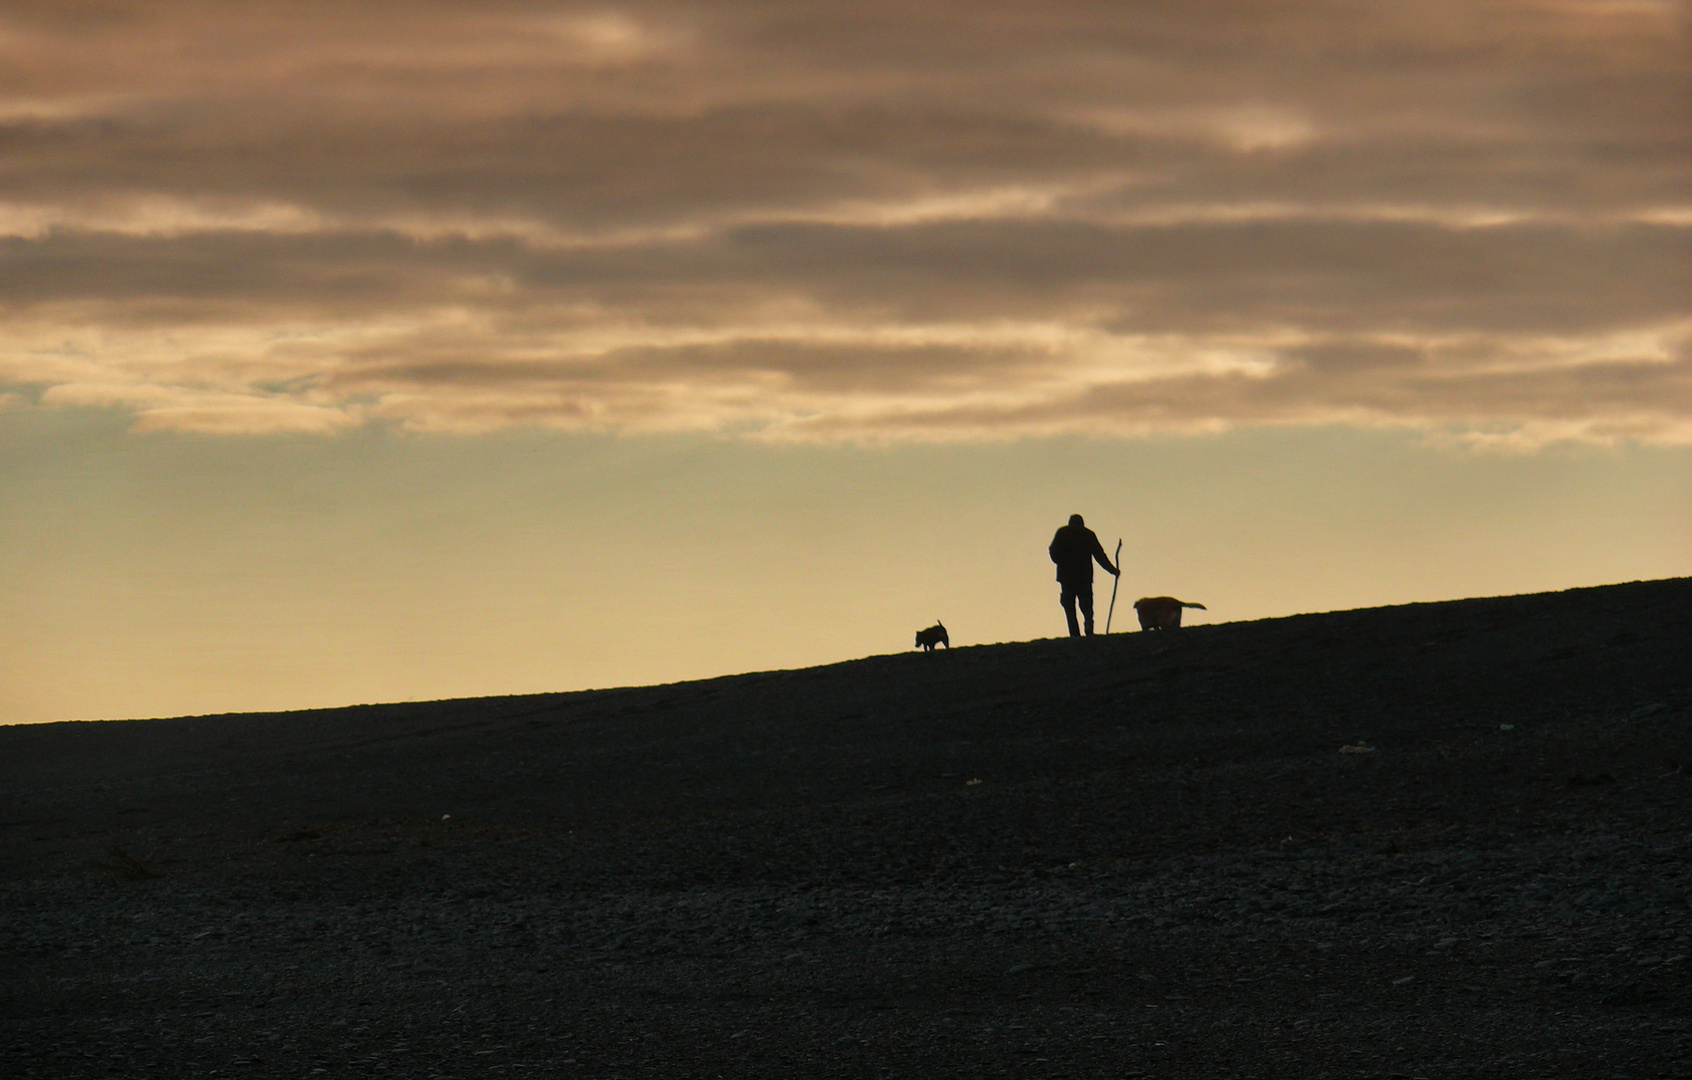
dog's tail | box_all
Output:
[1182,601,1206,610]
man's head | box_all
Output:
[1068,513,1084,527]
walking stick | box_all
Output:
[1105,538,1123,634]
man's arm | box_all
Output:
[1092,534,1119,576]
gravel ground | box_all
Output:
[3,578,1689,1078]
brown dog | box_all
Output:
[914,621,949,651]
[1133,597,1206,630]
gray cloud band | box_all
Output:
[1,0,1686,442]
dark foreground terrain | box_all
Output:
[3,579,1690,1079]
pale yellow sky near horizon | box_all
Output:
[2,1,1688,723]
[4,413,1688,725]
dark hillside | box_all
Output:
[3,577,1689,1077]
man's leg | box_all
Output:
[1078,586,1096,635]
[1059,585,1082,637]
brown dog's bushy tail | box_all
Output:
[1183,602,1207,609]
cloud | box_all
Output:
[0,0,1686,442]
[38,379,361,434]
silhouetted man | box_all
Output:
[1049,513,1118,637]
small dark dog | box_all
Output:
[1133,597,1206,630]
[914,621,949,651]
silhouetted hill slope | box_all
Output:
[5,577,1686,861]
[3,578,1689,1078]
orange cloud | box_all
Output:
[0,0,1685,442]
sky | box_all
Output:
[2,0,1688,723]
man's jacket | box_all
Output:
[1049,524,1113,585]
